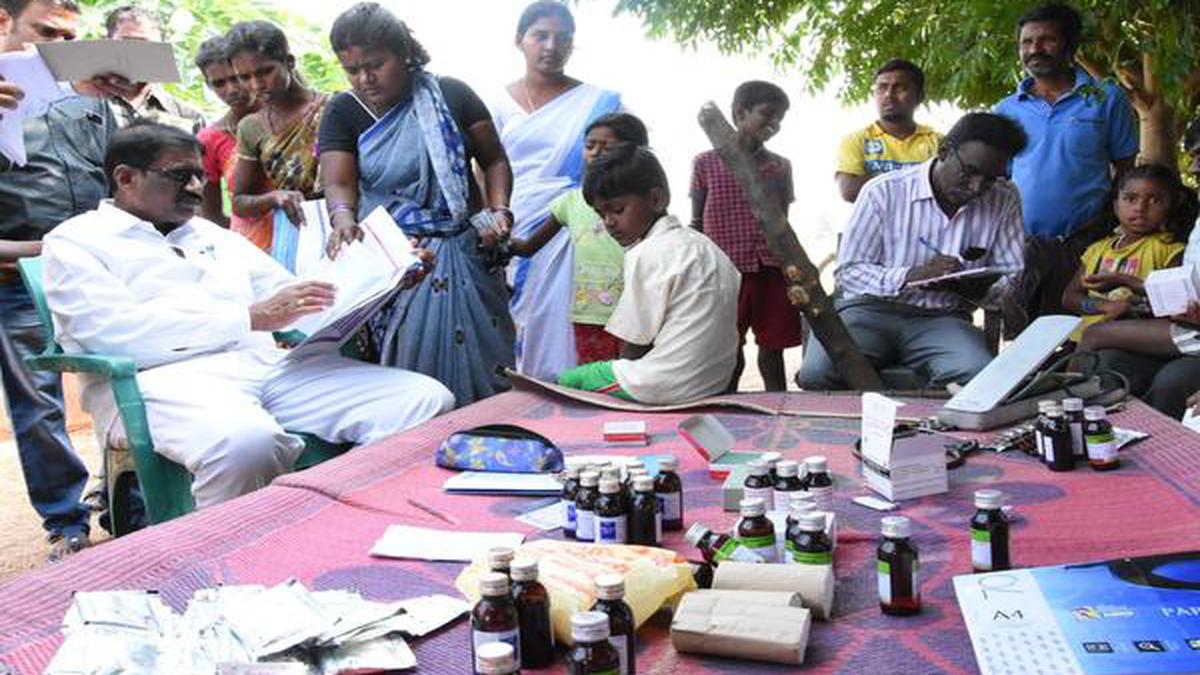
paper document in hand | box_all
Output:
[0,50,67,166]
[905,266,1002,289]
[370,525,524,562]
[286,207,423,358]
[36,40,180,83]
[271,199,330,276]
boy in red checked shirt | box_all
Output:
[690,80,801,391]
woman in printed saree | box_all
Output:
[319,2,516,406]
[228,20,329,251]
[492,1,624,381]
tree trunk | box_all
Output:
[697,103,883,391]
[1136,99,1176,167]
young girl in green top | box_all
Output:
[510,112,649,364]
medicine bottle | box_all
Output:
[510,558,554,669]
[772,460,803,512]
[624,460,645,483]
[790,511,832,566]
[877,516,920,616]
[1084,406,1120,471]
[590,574,636,675]
[476,642,519,675]
[595,479,627,544]
[801,456,834,510]
[761,451,783,482]
[567,611,621,675]
[575,471,600,542]
[684,523,764,564]
[735,497,777,562]
[970,489,1010,572]
[653,455,684,531]
[1061,397,1086,460]
[1043,406,1074,472]
[742,460,773,505]
[1033,400,1055,462]
[487,546,515,578]
[784,493,818,531]
[562,465,581,539]
[472,572,521,672]
[628,475,661,546]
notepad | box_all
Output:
[905,266,1002,289]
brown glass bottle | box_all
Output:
[1084,406,1120,471]
[772,460,803,512]
[562,465,582,540]
[472,572,521,673]
[684,523,764,564]
[590,574,636,675]
[575,470,600,543]
[1062,397,1086,460]
[595,478,627,544]
[790,511,832,565]
[568,611,621,675]
[487,546,515,578]
[878,516,920,616]
[628,475,661,546]
[742,459,773,506]
[801,456,834,510]
[1043,407,1075,472]
[735,497,777,562]
[970,489,1010,572]
[653,455,683,531]
[510,558,554,669]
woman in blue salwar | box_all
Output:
[319,2,516,406]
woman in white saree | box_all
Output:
[491,1,623,380]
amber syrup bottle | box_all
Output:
[476,642,519,675]
[510,558,554,669]
[487,546,515,578]
[653,455,684,531]
[772,460,803,513]
[784,499,817,564]
[878,516,920,616]
[1044,406,1075,472]
[562,465,581,540]
[742,460,773,506]
[761,451,783,481]
[628,475,662,546]
[595,478,628,544]
[970,489,1010,572]
[568,611,621,675]
[472,573,521,673]
[735,497,777,563]
[801,456,834,510]
[1033,399,1056,462]
[1062,397,1086,460]
[1084,406,1120,471]
[590,574,636,674]
[575,470,600,543]
[791,511,833,566]
[685,523,764,564]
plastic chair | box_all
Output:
[17,257,350,536]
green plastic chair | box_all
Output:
[17,257,351,536]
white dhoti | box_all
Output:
[92,348,454,508]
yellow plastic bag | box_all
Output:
[456,540,696,645]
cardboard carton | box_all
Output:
[678,414,763,479]
[671,591,810,665]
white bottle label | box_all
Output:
[654,511,662,545]
[658,492,682,522]
[473,628,519,672]
[877,560,891,604]
[772,489,795,513]
[1043,435,1055,463]
[1069,422,1084,458]
[808,485,834,511]
[744,485,772,506]
[576,508,595,541]
[971,529,992,570]
[596,514,626,544]
[1035,429,1046,460]
[1087,438,1118,462]
[610,633,630,675]
[565,502,577,531]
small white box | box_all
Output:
[861,433,948,501]
[1145,265,1200,317]
[679,414,763,479]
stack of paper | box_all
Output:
[45,581,468,674]
[0,50,67,166]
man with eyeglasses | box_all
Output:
[993,2,1138,325]
[798,113,1028,390]
[39,123,455,510]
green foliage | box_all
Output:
[76,0,345,115]
[613,0,1199,117]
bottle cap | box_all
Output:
[580,470,600,487]
[659,455,679,471]
[478,572,509,596]
[571,611,612,643]
[601,467,622,482]
[974,489,1004,510]
[1047,405,1064,418]
[476,642,517,674]
[632,475,655,492]
[739,497,766,517]
[599,478,622,494]
[487,546,515,570]
[627,468,650,480]
[1062,397,1084,412]
[775,460,799,477]
[510,557,538,582]
[626,460,645,471]
[761,451,783,467]
[1084,405,1107,421]
[798,512,826,531]
[788,502,816,519]
[747,460,768,476]
[1037,399,1056,413]
[685,522,711,547]
[594,573,625,599]
[805,456,828,473]
[881,516,912,539]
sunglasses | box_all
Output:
[145,166,206,187]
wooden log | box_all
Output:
[697,102,883,390]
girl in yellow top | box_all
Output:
[1062,163,1189,342]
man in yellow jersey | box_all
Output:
[834,59,941,203]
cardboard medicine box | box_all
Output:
[861,433,948,501]
[678,414,763,480]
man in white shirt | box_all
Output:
[799,112,1027,390]
[42,123,455,509]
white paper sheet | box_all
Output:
[442,471,562,495]
[860,392,903,468]
[369,525,524,562]
[36,39,180,83]
[516,500,565,531]
[0,50,67,166]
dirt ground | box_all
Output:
[0,347,805,584]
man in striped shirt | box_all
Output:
[799,113,1027,390]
